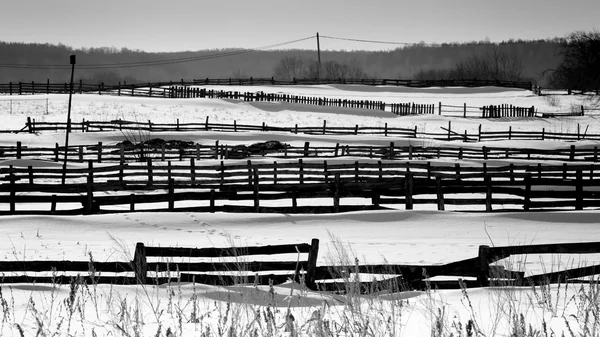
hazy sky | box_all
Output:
[1,0,598,52]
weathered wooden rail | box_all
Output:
[2,140,599,164]
[13,118,598,142]
[2,239,598,293]
[0,160,598,215]
[0,78,533,95]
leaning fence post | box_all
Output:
[133,242,148,284]
[305,238,320,289]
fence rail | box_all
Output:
[11,117,600,143]
[2,140,599,164]
[1,159,598,215]
[0,78,533,95]
[1,239,598,293]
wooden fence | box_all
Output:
[1,160,599,215]
[2,140,599,164]
[0,78,533,95]
[0,239,320,288]
[15,118,599,142]
[0,80,543,118]
[2,239,598,292]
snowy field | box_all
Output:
[0,86,599,336]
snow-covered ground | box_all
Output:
[1,86,599,336]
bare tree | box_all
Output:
[273,56,305,80]
[549,30,600,93]
[454,47,524,81]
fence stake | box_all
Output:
[130,194,135,211]
[50,194,57,214]
[322,120,326,134]
[119,143,125,164]
[86,161,94,214]
[304,142,310,157]
[438,101,441,115]
[477,245,490,287]
[334,173,340,212]
[97,142,103,163]
[253,168,260,212]
[305,238,320,289]
[463,103,467,118]
[485,175,492,212]
[576,169,583,210]
[168,178,175,211]
[292,189,297,211]
[147,159,153,186]
[210,189,215,213]
[16,141,22,159]
[9,166,15,214]
[298,159,304,184]
[133,242,148,284]
[436,177,444,211]
[524,174,531,211]
[405,172,413,210]
[570,145,575,161]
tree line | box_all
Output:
[0,34,596,91]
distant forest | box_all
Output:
[0,39,564,86]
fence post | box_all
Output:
[485,175,492,212]
[253,168,260,212]
[438,102,441,115]
[16,141,22,159]
[304,142,310,157]
[576,169,583,210]
[334,173,340,212]
[168,178,175,211]
[133,242,148,284]
[147,158,153,186]
[524,174,531,211]
[570,145,575,161]
[463,103,467,118]
[436,177,444,211]
[298,159,304,184]
[9,166,15,214]
[405,172,413,210]
[305,238,320,290]
[477,245,490,287]
[86,161,94,214]
[97,142,103,163]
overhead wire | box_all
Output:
[319,35,417,46]
[0,36,315,70]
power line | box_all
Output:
[0,36,315,70]
[320,35,418,46]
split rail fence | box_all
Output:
[10,118,600,142]
[1,160,599,215]
[0,78,533,95]
[0,80,542,118]
[2,141,600,164]
[1,239,599,293]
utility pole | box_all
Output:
[316,32,321,79]
[62,54,76,185]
